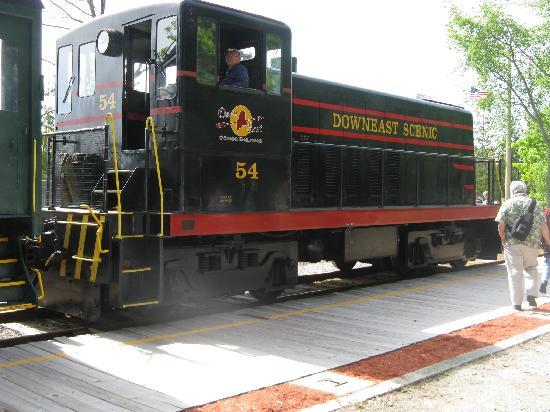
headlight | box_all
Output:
[96,29,123,56]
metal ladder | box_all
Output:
[0,235,42,312]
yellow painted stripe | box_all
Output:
[74,215,89,280]
[0,353,66,369]
[0,259,17,264]
[0,270,503,370]
[0,303,36,312]
[123,271,500,346]
[72,256,101,263]
[60,214,73,277]
[123,318,261,345]
[122,300,159,309]
[0,281,25,287]
[267,273,486,321]
[122,267,151,273]
[58,221,98,227]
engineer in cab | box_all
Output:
[220,48,249,88]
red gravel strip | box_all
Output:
[184,304,550,411]
[334,305,550,382]
[184,383,335,412]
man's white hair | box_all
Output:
[510,180,527,195]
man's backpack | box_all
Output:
[510,198,537,241]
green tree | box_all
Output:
[513,108,550,206]
[448,1,550,202]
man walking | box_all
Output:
[495,181,550,310]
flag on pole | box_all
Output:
[469,87,488,100]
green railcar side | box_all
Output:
[0,0,42,312]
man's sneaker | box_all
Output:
[540,281,547,294]
[527,296,537,307]
[513,305,522,311]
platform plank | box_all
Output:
[1,262,545,410]
[0,345,177,411]
[0,376,69,411]
[15,342,183,410]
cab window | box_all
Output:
[0,38,19,112]
[197,17,217,86]
[57,45,73,114]
[219,25,261,90]
[78,42,96,97]
[266,34,281,95]
[156,16,177,99]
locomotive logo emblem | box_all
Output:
[230,105,253,137]
[217,105,263,144]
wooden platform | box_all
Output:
[0,262,545,411]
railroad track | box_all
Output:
[0,259,504,347]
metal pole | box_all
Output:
[46,137,52,207]
[50,137,57,209]
[505,64,512,199]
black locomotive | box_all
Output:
[12,0,502,319]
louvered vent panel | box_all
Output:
[344,149,361,199]
[385,152,401,199]
[293,145,313,195]
[322,147,340,198]
[367,151,382,198]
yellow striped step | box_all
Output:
[0,303,36,312]
[122,267,151,274]
[0,280,25,288]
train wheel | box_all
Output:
[450,259,467,270]
[332,259,357,275]
[250,289,283,303]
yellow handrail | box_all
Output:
[80,204,109,254]
[145,117,164,237]
[105,113,122,238]
[31,268,44,300]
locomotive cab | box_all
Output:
[53,0,293,215]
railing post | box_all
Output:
[446,156,450,205]
[380,150,385,208]
[50,136,57,209]
[339,146,344,209]
[487,160,492,205]
[415,153,420,206]
[46,136,52,208]
[102,123,109,212]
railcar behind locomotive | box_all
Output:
[0,0,44,313]
[2,0,502,319]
